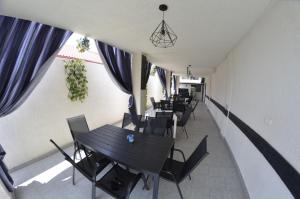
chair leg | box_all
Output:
[183,126,188,138]
[145,175,150,187]
[175,182,184,199]
[142,174,149,190]
[91,181,96,199]
[72,166,76,185]
[72,150,77,185]
[78,150,83,160]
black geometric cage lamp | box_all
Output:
[150,4,177,48]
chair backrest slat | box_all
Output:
[180,136,209,181]
[156,112,173,128]
[155,111,173,119]
[67,115,90,141]
[173,102,185,113]
[122,113,133,128]
[178,108,192,126]
[50,139,94,180]
[50,139,73,162]
[128,108,141,126]
[143,117,168,137]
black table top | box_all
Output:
[76,124,174,174]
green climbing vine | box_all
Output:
[64,36,90,102]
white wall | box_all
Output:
[146,72,164,108]
[131,52,142,114]
[0,58,129,169]
[207,1,299,198]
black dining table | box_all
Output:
[76,124,174,199]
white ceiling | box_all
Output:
[0,0,272,75]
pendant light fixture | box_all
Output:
[150,4,177,48]
[186,65,196,80]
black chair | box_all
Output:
[191,100,200,120]
[173,102,186,114]
[121,113,143,129]
[143,117,168,137]
[155,111,173,136]
[160,136,209,199]
[186,96,193,105]
[67,115,90,138]
[155,111,173,118]
[67,115,110,184]
[150,97,161,109]
[172,94,179,101]
[96,164,145,199]
[128,108,145,132]
[0,144,14,192]
[50,139,110,199]
[160,100,172,110]
[176,108,193,138]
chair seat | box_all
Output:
[160,158,184,182]
[92,152,110,164]
[76,154,110,181]
[96,165,141,199]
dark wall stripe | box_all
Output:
[205,95,300,198]
[207,96,228,116]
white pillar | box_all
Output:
[140,89,147,114]
[166,70,171,97]
[131,52,142,114]
[176,75,180,94]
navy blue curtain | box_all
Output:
[0,15,72,117]
[141,55,151,90]
[146,62,152,86]
[96,40,132,94]
[128,95,136,110]
[173,75,177,94]
[156,67,168,98]
[0,144,14,192]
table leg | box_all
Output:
[152,174,160,199]
[170,144,175,160]
[172,114,177,138]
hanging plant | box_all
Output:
[64,59,88,102]
[76,36,90,53]
[64,36,89,102]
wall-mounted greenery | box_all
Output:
[64,59,88,102]
[64,36,90,102]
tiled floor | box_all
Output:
[11,102,249,199]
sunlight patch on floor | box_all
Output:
[17,151,86,187]
[17,160,72,187]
